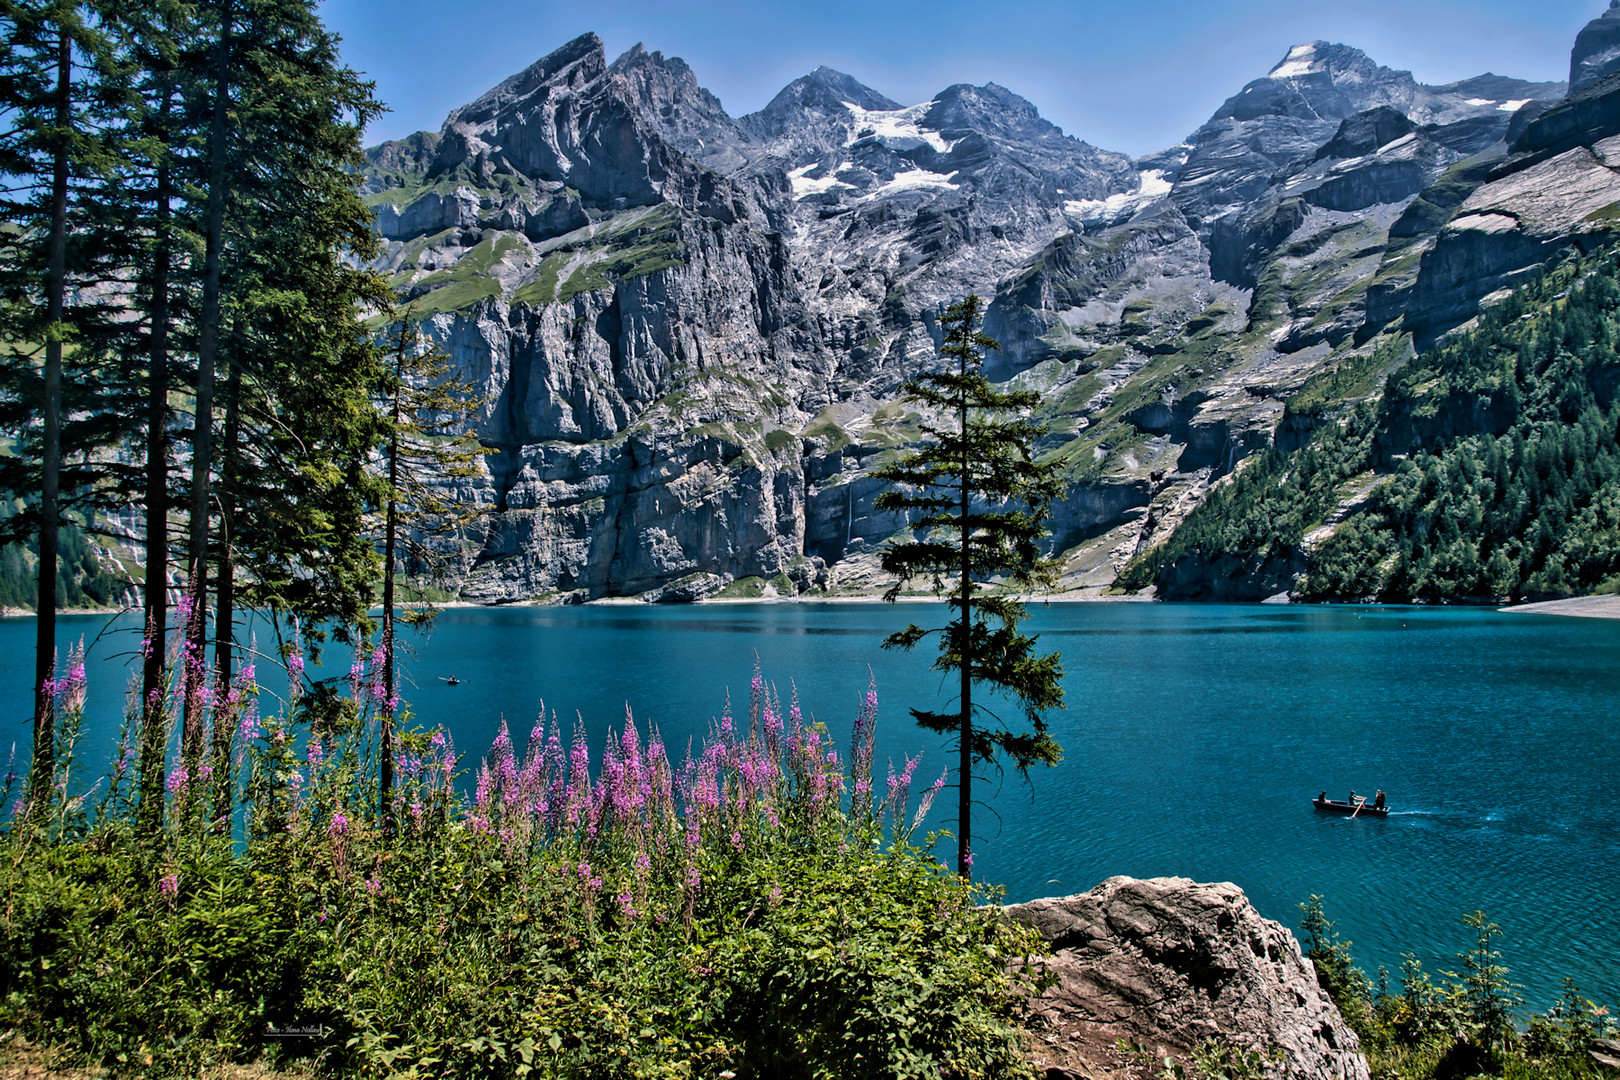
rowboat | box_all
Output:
[1313,796,1388,817]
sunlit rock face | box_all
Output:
[1006,876,1373,1080]
[1572,0,1620,94]
[362,14,1616,603]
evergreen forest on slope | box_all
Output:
[1119,246,1620,603]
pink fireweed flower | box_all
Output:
[159,874,178,902]
[566,722,592,826]
[328,810,349,837]
[165,766,188,797]
[763,698,783,758]
[885,752,921,832]
[365,878,382,896]
[238,702,262,743]
[60,656,87,714]
[719,690,734,742]
[912,767,948,835]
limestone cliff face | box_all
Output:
[1572,1,1620,95]
[363,11,1617,603]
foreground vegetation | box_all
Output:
[1121,249,1620,601]
[1300,898,1617,1080]
[0,651,1042,1079]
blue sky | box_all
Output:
[318,0,1605,158]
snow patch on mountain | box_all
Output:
[789,162,855,198]
[1064,169,1173,221]
[1498,98,1533,111]
[863,167,960,198]
[1270,43,1326,79]
[843,101,959,153]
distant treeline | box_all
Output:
[1121,248,1620,602]
[0,501,122,610]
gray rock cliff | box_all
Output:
[360,9,1615,603]
[1573,0,1620,95]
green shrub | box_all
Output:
[1297,898,1616,1080]
[0,654,1041,1079]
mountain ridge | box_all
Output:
[356,9,1620,605]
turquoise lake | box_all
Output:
[3,601,1617,1010]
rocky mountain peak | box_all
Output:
[357,22,1620,604]
[1264,40,1377,82]
[739,66,901,154]
[607,42,750,173]
[924,81,1061,140]
[445,32,606,131]
[1571,0,1620,94]
[1210,42,1414,126]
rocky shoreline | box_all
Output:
[10,591,1620,618]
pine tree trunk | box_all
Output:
[181,1,232,794]
[210,355,241,830]
[957,344,972,880]
[30,22,72,818]
[138,80,174,836]
[379,347,403,834]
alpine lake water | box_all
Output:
[3,600,1617,1011]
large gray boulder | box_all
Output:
[1006,876,1370,1080]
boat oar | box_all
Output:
[1350,800,1363,818]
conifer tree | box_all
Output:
[375,312,488,824]
[873,294,1064,879]
[176,0,391,824]
[0,0,129,812]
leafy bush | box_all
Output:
[1298,898,1616,1080]
[0,651,1041,1079]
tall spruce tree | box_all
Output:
[175,0,390,824]
[375,312,488,826]
[92,0,198,834]
[872,294,1064,879]
[0,0,131,813]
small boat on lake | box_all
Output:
[1313,793,1388,817]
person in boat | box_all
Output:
[1318,790,1327,803]
[1374,790,1385,810]
[1348,790,1359,804]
